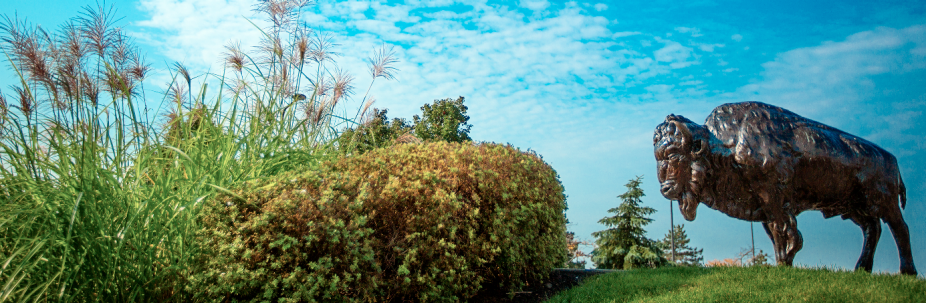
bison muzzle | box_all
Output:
[653,101,917,275]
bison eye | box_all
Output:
[692,140,702,153]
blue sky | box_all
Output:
[4,0,925,275]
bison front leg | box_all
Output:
[762,214,803,266]
[848,215,881,272]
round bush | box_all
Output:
[191,141,568,302]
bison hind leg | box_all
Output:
[882,206,918,275]
[848,215,881,272]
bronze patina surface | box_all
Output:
[653,101,917,275]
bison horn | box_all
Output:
[694,138,709,156]
[674,120,709,156]
[674,120,691,139]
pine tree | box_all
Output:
[659,224,704,266]
[591,176,667,269]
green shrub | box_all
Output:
[193,141,568,302]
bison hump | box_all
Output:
[702,101,890,171]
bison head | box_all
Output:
[653,114,710,221]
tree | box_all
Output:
[658,224,704,266]
[564,231,592,269]
[337,97,474,155]
[337,108,411,155]
[737,247,771,267]
[591,176,667,269]
[412,96,472,143]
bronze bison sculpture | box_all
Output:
[653,101,916,275]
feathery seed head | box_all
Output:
[110,30,131,68]
[103,66,132,99]
[331,68,354,106]
[57,61,81,101]
[223,41,245,72]
[12,86,33,117]
[59,21,87,65]
[369,44,398,80]
[314,75,329,96]
[257,35,285,65]
[80,71,99,105]
[254,0,315,30]
[169,82,187,108]
[2,17,55,88]
[0,89,8,118]
[173,62,191,87]
[78,3,119,58]
[128,52,150,81]
[300,100,319,126]
[309,32,338,64]
[312,99,326,126]
[359,96,375,124]
[294,28,311,64]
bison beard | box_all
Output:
[653,101,917,275]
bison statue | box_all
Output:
[653,101,917,275]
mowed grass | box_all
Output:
[547,266,926,303]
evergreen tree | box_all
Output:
[412,96,472,143]
[591,176,667,269]
[659,224,704,266]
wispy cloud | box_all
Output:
[134,0,268,68]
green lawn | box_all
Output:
[547,266,926,303]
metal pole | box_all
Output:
[750,222,755,263]
[670,200,676,263]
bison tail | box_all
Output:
[899,173,907,210]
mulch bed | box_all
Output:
[471,268,620,302]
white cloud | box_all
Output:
[675,26,703,37]
[612,31,641,39]
[680,80,703,86]
[594,3,608,11]
[653,38,698,68]
[698,43,724,52]
[731,33,743,41]
[520,0,549,11]
[134,0,267,68]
